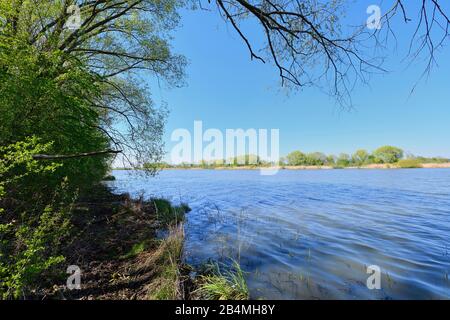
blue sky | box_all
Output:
[150,1,450,160]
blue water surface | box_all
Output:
[108,169,450,299]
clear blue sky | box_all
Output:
[149,1,450,159]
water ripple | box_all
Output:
[109,169,450,299]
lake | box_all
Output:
[108,169,450,299]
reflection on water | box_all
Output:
[109,169,450,299]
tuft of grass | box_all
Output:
[397,159,422,168]
[193,261,249,300]
[152,199,191,227]
[147,224,185,300]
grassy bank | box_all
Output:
[34,184,247,300]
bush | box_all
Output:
[0,138,73,299]
[397,159,422,168]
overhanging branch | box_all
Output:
[32,149,122,160]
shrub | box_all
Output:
[0,138,72,299]
[397,159,422,168]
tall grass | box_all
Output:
[193,260,249,300]
[146,224,185,300]
[152,198,191,227]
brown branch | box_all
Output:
[32,149,122,160]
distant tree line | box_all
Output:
[283,146,449,167]
[142,146,449,169]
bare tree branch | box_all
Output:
[32,149,122,160]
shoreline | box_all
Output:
[114,162,450,171]
[35,185,247,300]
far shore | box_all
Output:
[113,162,450,171]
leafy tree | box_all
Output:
[305,152,327,166]
[373,146,404,164]
[286,151,306,166]
[352,149,369,166]
[336,153,351,167]
[326,155,336,166]
[0,0,186,298]
[1,0,186,170]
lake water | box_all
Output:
[109,169,450,299]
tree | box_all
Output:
[305,152,327,166]
[373,146,404,164]
[214,0,450,105]
[1,0,186,170]
[0,0,186,298]
[352,149,369,166]
[380,1,450,77]
[214,0,378,106]
[336,153,351,167]
[286,150,306,166]
[326,155,336,166]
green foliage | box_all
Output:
[326,155,336,166]
[152,199,191,227]
[0,0,187,298]
[352,149,369,166]
[286,150,331,166]
[0,36,110,188]
[284,146,411,167]
[0,138,72,299]
[397,159,422,168]
[286,151,305,165]
[373,146,404,164]
[413,156,449,164]
[102,175,116,181]
[194,261,249,300]
[306,152,328,165]
[336,153,351,167]
[148,225,184,300]
[230,154,261,166]
[143,162,170,170]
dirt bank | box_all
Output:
[37,185,190,300]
